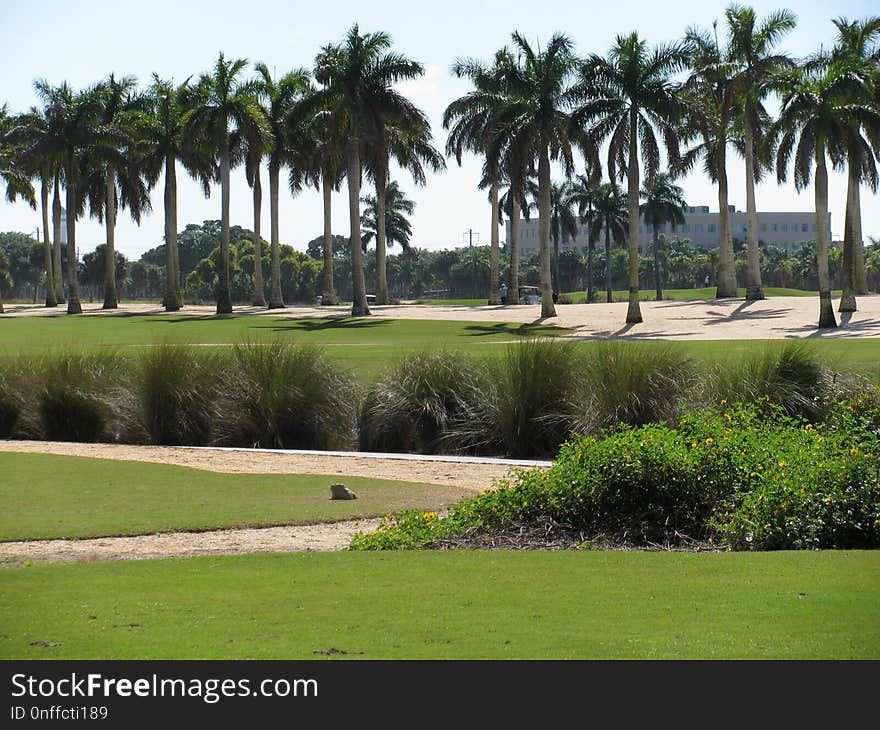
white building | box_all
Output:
[509,205,830,256]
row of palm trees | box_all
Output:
[1,9,878,329]
[0,25,444,317]
[444,7,880,328]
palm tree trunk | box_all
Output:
[251,166,266,307]
[625,108,642,323]
[552,233,560,300]
[52,174,65,304]
[347,137,370,316]
[488,180,500,304]
[103,166,118,309]
[375,155,389,305]
[605,224,612,303]
[65,158,82,315]
[321,166,335,305]
[538,147,556,318]
[653,226,662,301]
[853,182,867,294]
[164,154,181,311]
[715,152,737,297]
[743,113,764,300]
[815,141,836,329]
[216,142,233,314]
[508,195,520,305]
[839,161,857,312]
[41,178,57,307]
[586,230,594,303]
[267,160,284,309]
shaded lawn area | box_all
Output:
[0,453,470,541]
[0,550,876,659]
[0,314,569,354]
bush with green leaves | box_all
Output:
[351,398,880,551]
[214,342,356,450]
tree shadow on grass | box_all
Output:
[263,317,394,333]
[462,322,569,338]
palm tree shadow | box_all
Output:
[463,322,568,337]
[266,317,393,333]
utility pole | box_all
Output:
[463,229,480,298]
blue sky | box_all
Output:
[1,0,877,260]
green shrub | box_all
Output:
[0,360,28,438]
[137,344,220,446]
[574,342,693,433]
[448,339,580,458]
[358,350,485,453]
[215,342,356,450]
[37,351,138,443]
[704,342,837,421]
[352,400,880,551]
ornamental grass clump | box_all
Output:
[137,343,220,446]
[36,350,138,443]
[358,350,486,453]
[0,359,32,439]
[704,342,837,421]
[215,341,356,450]
[574,342,693,433]
[448,338,580,458]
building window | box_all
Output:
[695,224,703,233]
[782,223,788,232]
[683,224,691,233]
[708,223,716,233]
[801,223,808,232]
[760,223,767,232]
[771,223,778,232]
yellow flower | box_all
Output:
[778,460,788,468]
[874,519,880,527]
[625,454,632,462]
[423,511,436,521]
[817,435,825,443]
[758,464,764,471]
[720,399,728,406]
[818,462,825,468]
[724,412,732,421]
[758,494,764,501]
[867,454,874,460]
[805,423,813,431]
[705,437,714,446]
[692,442,698,449]
[850,448,859,456]
[824,497,832,505]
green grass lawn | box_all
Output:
[1,550,876,659]
[1,311,878,379]
[0,453,471,541]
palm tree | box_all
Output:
[821,17,880,304]
[253,62,311,309]
[445,49,513,305]
[23,81,121,314]
[80,74,153,309]
[548,181,578,295]
[488,32,599,319]
[640,172,686,300]
[313,25,426,316]
[679,22,739,298]
[772,64,877,328]
[367,116,444,304]
[361,179,415,252]
[566,174,599,302]
[589,182,628,303]
[3,104,56,306]
[185,53,268,314]
[135,76,216,311]
[303,108,345,305]
[496,171,535,304]
[577,32,688,323]
[725,4,797,301]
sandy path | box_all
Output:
[0,519,383,564]
[3,295,879,340]
[0,441,536,564]
[0,441,525,491]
